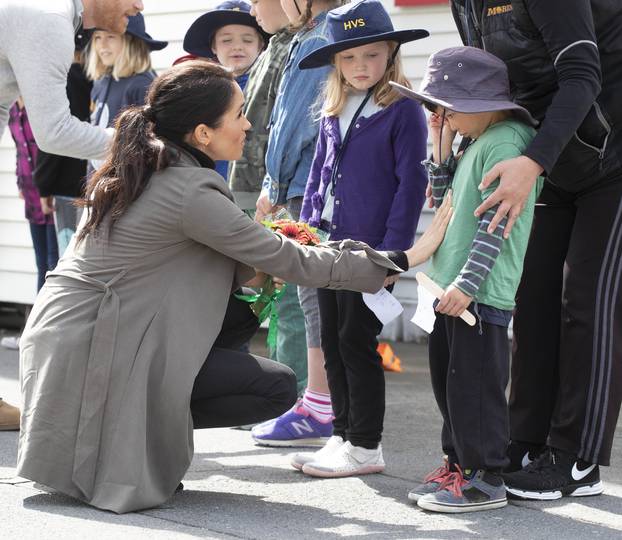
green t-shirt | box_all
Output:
[428,120,543,310]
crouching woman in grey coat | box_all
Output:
[17,61,452,514]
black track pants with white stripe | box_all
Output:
[509,176,622,466]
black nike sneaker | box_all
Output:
[502,447,603,500]
[505,440,547,473]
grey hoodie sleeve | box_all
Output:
[3,10,111,160]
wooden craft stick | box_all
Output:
[415,272,477,327]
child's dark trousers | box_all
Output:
[428,312,510,471]
[317,288,385,449]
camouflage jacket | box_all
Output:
[229,29,294,210]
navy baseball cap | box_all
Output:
[125,13,168,51]
[299,0,428,70]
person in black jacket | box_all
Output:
[35,31,92,255]
[447,0,622,501]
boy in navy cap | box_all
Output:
[183,0,269,179]
[392,46,543,513]
[183,1,269,88]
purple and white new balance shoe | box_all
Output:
[251,401,333,448]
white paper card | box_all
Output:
[411,284,437,334]
[362,288,403,325]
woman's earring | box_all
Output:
[199,130,211,154]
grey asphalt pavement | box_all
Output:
[1,329,621,539]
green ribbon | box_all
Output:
[235,276,287,351]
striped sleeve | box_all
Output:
[422,153,456,209]
[452,205,507,298]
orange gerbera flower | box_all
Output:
[278,222,300,239]
[295,230,320,245]
[263,218,322,245]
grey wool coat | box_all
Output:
[17,148,400,514]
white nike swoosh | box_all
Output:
[521,452,532,468]
[571,462,596,481]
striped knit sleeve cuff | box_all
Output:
[422,153,457,209]
[453,206,507,298]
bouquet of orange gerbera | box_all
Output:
[237,212,323,350]
[261,218,322,246]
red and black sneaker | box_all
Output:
[408,457,456,502]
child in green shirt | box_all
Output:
[392,46,542,513]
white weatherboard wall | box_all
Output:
[0,1,460,339]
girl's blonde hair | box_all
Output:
[85,33,152,81]
[289,0,343,32]
[323,41,411,117]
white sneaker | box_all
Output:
[1,336,20,350]
[291,435,344,470]
[301,441,385,478]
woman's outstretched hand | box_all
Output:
[405,191,453,268]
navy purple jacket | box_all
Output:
[301,96,427,251]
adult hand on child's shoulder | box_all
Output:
[436,285,472,318]
[475,155,543,238]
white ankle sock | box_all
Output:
[301,389,333,423]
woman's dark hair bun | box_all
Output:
[142,105,155,123]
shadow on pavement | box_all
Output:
[20,488,464,540]
[21,479,622,540]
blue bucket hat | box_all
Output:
[390,46,538,127]
[183,0,270,59]
[125,13,168,51]
[299,0,429,70]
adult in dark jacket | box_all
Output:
[449,0,622,501]
[35,32,93,255]
[35,65,91,203]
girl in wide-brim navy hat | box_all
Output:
[250,0,355,450]
[278,0,430,477]
[251,0,431,468]
[298,0,428,69]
